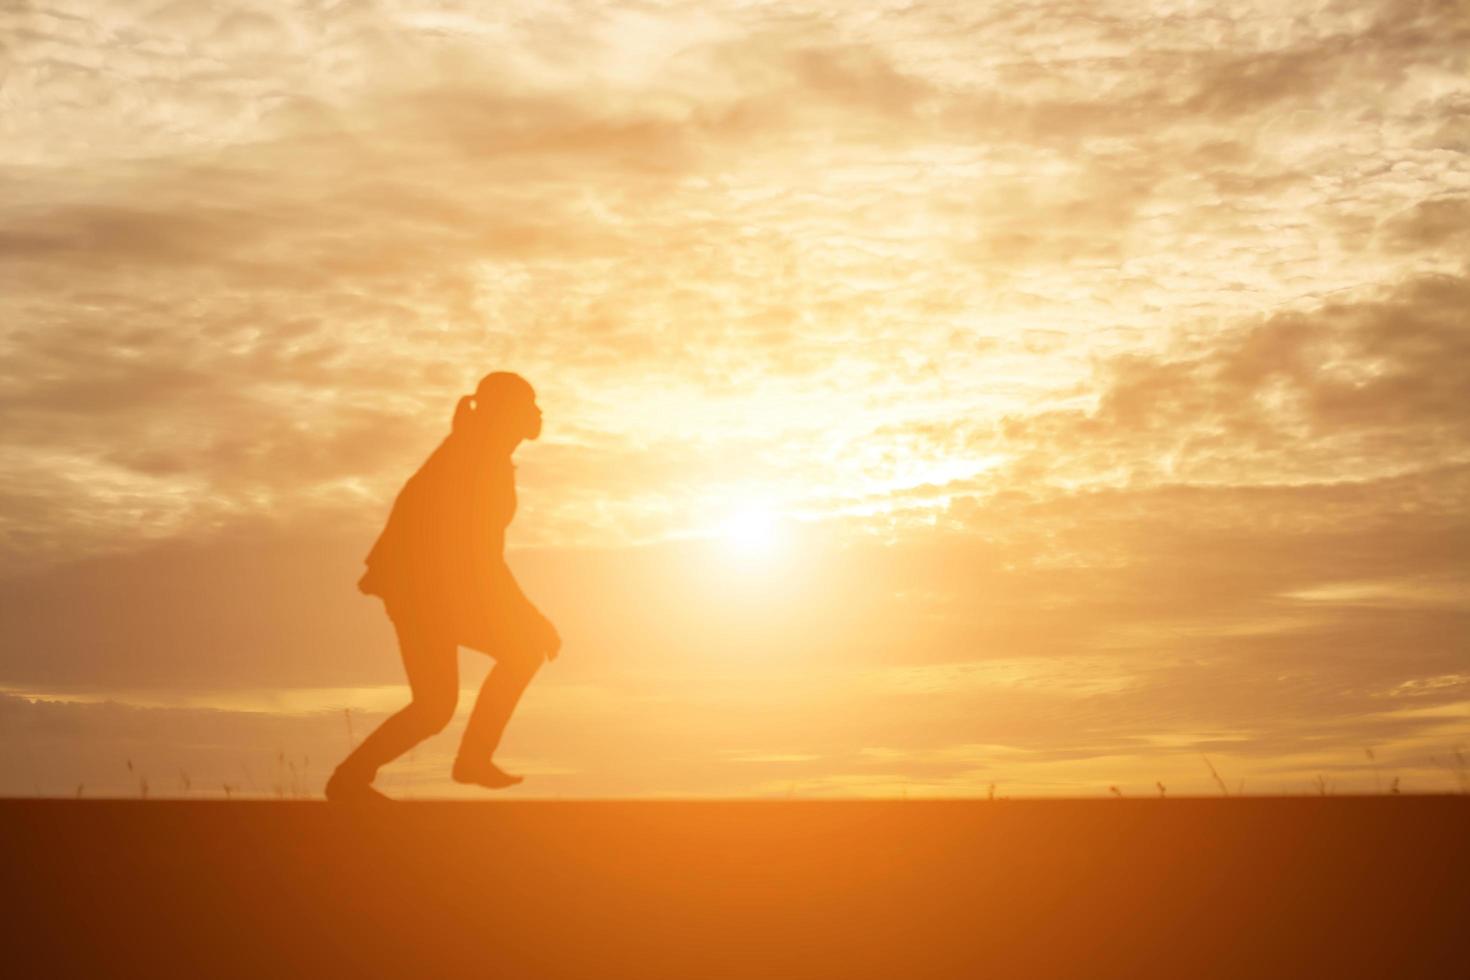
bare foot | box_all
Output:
[325,768,393,803]
[452,758,524,790]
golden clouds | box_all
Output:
[4,1,1465,565]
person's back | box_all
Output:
[358,423,518,623]
[358,431,471,605]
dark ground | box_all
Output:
[5,796,1468,978]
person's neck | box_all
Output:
[480,432,521,457]
[453,426,519,458]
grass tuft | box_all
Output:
[1201,755,1230,797]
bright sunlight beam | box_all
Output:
[717,504,783,561]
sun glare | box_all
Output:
[717,505,782,560]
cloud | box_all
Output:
[999,273,1470,487]
[4,1,1466,566]
[1382,196,1470,254]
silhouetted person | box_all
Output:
[326,371,560,801]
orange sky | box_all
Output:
[2,0,1468,798]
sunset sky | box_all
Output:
[2,0,1467,798]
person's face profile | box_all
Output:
[524,396,543,441]
[470,378,540,446]
[495,389,540,443]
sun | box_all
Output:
[716,505,783,560]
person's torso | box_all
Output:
[361,433,517,591]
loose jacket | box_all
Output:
[357,426,539,653]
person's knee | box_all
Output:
[502,645,543,677]
[408,691,458,734]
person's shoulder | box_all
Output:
[393,434,463,493]
[422,432,475,469]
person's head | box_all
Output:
[453,371,541,450]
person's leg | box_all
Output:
[452,644,542,789]
[326,605,459,800]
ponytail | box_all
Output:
[452,394,476,435]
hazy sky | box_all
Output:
[3,0,1467,798]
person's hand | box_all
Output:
[535,613,561,662]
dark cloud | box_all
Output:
[1382,196,1470,253]
[1002,273,1470,485]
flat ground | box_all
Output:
[6,797,1467,978]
